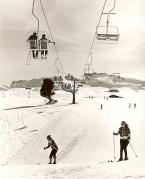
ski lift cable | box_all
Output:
[86,52,94,74]
[32,0,40,35]
[39,0,64,74]
[55,57,60,75]
[108,0,116,16]
[84,0,108,71]
[39,0,53,41]
[90,52,93,64]
[26,0,40,66]
[106,0,116,34]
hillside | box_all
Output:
[9,73,145,90]
[0,85,9,91]
[84,73,145,89]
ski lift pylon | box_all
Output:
[84,53,94,75]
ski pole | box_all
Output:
[113,133,116,159]
[130,142,138,158]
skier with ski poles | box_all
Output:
[113,121,131,161]
[44,135,58,164]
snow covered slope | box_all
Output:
[0,87,145,178]
[84,73,144,89]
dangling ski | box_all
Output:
[45,99,58,105]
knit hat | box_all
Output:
[121,121,126,125]
[42,34,46,38]
[47,135,51,139]
[33,32,37,36]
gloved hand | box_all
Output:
[113,131,118,135]
[44,147,46,150]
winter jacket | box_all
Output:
[28,35,38,49]
[40,38,51,49]
[118,126,131,140]
[47,139,58,151]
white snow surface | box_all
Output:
[0,87,145,179]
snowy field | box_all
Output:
[0,86,145,179]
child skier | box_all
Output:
[44,135,58,164]
[113,121,131,161]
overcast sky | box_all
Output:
[0,0,145,85]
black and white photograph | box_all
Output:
[0,0,145,178]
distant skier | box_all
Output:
[113,121,131,161]
[44,135,58,164]
[100,104,103,110]
[134,103,136,108]
[129,103,131,108]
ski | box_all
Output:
[99,159,129,164]
[99,160,115,163]
[99,160,123,163]
[45,100,58,105]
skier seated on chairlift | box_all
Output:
[27,32,39,59]
[39,34,55,59]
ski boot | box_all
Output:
[124,157,128,161]
[118,158,123,162]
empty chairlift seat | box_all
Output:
[96,26,119,41]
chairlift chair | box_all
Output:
[96,26,119,41]
[26,32,55,65]
[26,0,63,73]
[96,0,119,42]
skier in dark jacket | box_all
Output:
[39,34,55,59]
[113,121,131,161]
[27,32,39,58]
[44,135,58,164]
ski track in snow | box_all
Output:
[57,129,87,162]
